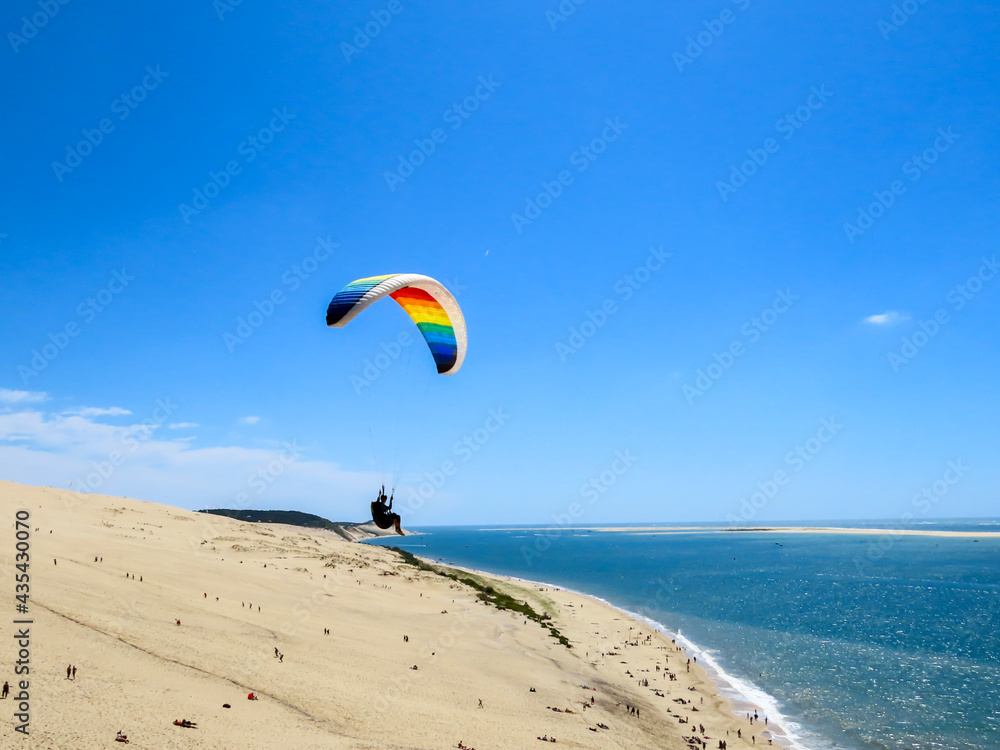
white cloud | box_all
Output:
[0,403,373,519]
[864,311,909,326]
[238,416,261,425]
[168,422,199,430]
[0,389,48,404]
[62,407,132,417]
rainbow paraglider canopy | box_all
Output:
[325,274,467,375]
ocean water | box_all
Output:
[368,523,1000,750]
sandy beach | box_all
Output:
[525,526,1000,538]
[0,480,780,749]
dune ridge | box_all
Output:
[1,480,781,749]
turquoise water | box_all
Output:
[368,523,1000,750]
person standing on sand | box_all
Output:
[67,665,71,679]
[72,666,76,680]
[2,681,9,699]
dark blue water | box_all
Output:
[368,524,1000,750]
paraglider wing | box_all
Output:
[326,274,467,374]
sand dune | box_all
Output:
[0,480,777,749]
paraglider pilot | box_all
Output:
[371,486,404,535]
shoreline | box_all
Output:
[402,551,824,750]
[2,479,797,749]
[473,525,1000,539]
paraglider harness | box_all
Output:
[370,486,399,530]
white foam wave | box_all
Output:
[392,556,851,750]
[615,605,849,750]
[511,581,846,750]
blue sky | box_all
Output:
[1,0,998,525]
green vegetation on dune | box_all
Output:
[198,509,362,540]
[389,546,571,648]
